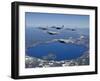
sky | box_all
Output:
[25,12,89,28]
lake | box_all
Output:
[26,42,87,61]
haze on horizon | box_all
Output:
[25,12,89,28]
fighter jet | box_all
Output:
[51,25,64,29]
[47,31,59,35]
[38,26,48,30]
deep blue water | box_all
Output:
[26,42,87,61]
[26,27,89,61]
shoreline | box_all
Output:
[25,50,89,68]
